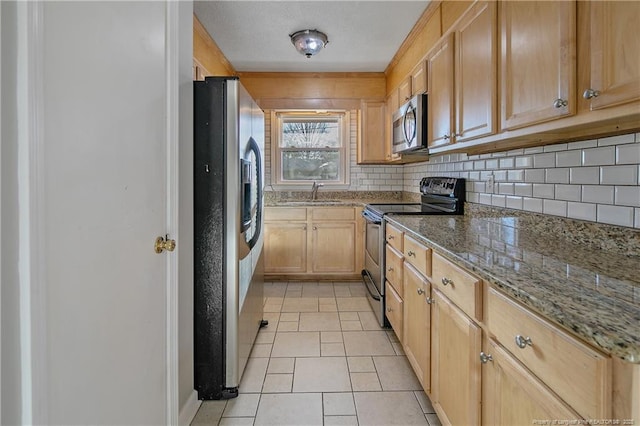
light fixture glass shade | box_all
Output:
[290,29,329,58]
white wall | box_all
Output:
[1,2,23,423]
[405,132,640,228]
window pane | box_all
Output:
[281,119,341,148]
[282,150,340,181]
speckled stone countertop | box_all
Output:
[264,190,412,207]
[386,205,640,363]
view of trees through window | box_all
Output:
[280,117,342,181]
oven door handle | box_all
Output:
[361,269,381,301]
[362,209,381,224]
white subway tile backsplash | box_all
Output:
[597,204,635,227]
[567,202,597,222]
[543,199,568,217]
[545,168,570,184]
[582,146,616,166]
[525,169,545,183]
[507,169,525,181]
[555,184,581,202]
[614,186,640,207]
[515,156,533,168]
[600,165,638,185]
[514,183,533,196]
[556,150,581,167]
[543,143,568,152]
[570,167,600,184]
[399,130,638,228]
[499,157,515,169]
[533,183,555,198]
[522,197,543,213]
[479,193,492,205]
[533,153,556,168]
[598,133,636,147]
[492,195,506,207]
[569,139,598,150]
[498,183,515,195]
[616,144,640,165]
[506,196,523,210]
[582,185,614,204]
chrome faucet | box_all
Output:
[311,181,324,200]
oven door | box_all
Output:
[361,211,386,327]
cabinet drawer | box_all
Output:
[385,223,404,252]
[385,245,404,298]
[311,207,355,221]
[385,281,403,342]
[265,207,307,221]
[486,287,611,420]
[431,252,481,320]
[403,234,431,277]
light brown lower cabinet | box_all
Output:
[431,288,482,426]
[481,337,581,426]
[403,262,432,391]
[264,206,363,278]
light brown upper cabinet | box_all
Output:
[398,76,413,104]
[455,1,497,142]
[428,2,497,148]
[500,1,576,130]
[583,1,640,110]
[358,100,387,164]
[411,61,428,96]
[427,33,455,149]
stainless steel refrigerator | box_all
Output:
[193,77,265,400]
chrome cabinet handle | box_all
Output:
[515,335,533,349]
[426,297,434,304]
[407,250,415,257]
[417,288,424,295]
[441,277,453,286]
[443,134,450,140]
[479,352,493,364]
[583,88,600,99]
[553,98,568,108]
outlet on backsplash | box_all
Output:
[486,173,495,194]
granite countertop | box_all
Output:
[386,207,640,363]
[264,190,417,207]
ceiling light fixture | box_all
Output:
[289,29,329,58]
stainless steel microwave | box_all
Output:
[392,94,428,155]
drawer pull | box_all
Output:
[387,307,393,313]
[515,335,533,349]
[407,250,415,257]
[479,352,493,364]
[388,235,395,240]
[388,266,394,272]
[441,277,453,286]
[426,297,434,304]
[417,288,424,295]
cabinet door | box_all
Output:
[455,1,497,142]
[358,101,387,164]
[482,338,581,426]
[403,263,431,391]
[428,33,455,148]
[264,222,307,273]
[431,289,481,426]
[587,2,640,110]
[500,1,576,130]
[311,222,356,273]
[385,91,402,162]
[398,76,412,104]
[411,61,428,96]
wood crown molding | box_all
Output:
[384,0,442,75]
[193,14,236,75]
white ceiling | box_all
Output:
[194,1,431,73]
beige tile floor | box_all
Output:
[191,281,442,426]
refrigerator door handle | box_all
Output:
[243,137,263,250]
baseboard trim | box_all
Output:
[178,390,201,426]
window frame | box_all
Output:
[270,109,351,189]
